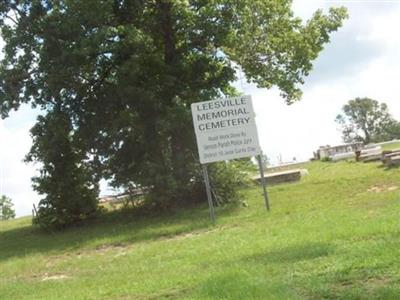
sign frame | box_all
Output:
[191,95,270,222]
[191,95,262,164]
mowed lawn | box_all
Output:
[1,161,400,299]
[382,141,400,151]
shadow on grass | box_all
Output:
[197,272,295,299]
[195,243,333,299]
[242,242,333,264]
[382,165,400,171]
[196,243,331,299]
[0,203,239,262]
[300,268,397,299]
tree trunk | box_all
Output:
[157,0,191,198]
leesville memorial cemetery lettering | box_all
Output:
[191,95,262,164]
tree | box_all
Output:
[384,121,400,141]
[0,195,16,220]
[336,97,400,144]
[0,1,347,227]
[25,107,99,229]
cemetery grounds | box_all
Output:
[1,160,400,299]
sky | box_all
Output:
[1,0,400,217]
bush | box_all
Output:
[208,158,256,206]
[0,195,16,220]
[137,158,256,210]
[321,157,332,162]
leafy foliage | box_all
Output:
[336,97,400,144]
[209,159,257,206]
[0,1,347,227]
[25,108,99,229]
[0,195,15,220]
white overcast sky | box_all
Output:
[1,0,400,217]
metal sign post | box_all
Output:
[202,164,216,223]
[257,154,270,210]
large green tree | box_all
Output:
[336,97,400,144]
[0,1,347,227]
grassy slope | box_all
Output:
[1,161,400,299]
[382,142,400,151]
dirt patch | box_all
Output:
[45,254,70,268]
[41,273,70,281]
[25,272,70,282]
[367,184,398,193]
[109,288,190,300]
[146,288,190,300]
[160,229,214,242]
[23,271,71,283]
[43,243,131,268]
[94,243,128,253]
[300,275,392,299]
[330,275,391,295]
[365,276,391,289]
[161,224,239,242]
[75,242,130,258]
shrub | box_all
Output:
[208,158,256,206]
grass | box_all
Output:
[1,161,400,299]
[381,141,400,151]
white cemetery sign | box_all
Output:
[191,95,261,164]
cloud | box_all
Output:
[236,1,400,162]
[0,106,40,217]
[300,1,400,86]
[239,84,349,164]
[0,106,118,217]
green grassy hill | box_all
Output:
[382,141,400,151]
[1,161,400,299]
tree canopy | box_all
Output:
[0,1,347,228]
[336,97,400,144]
